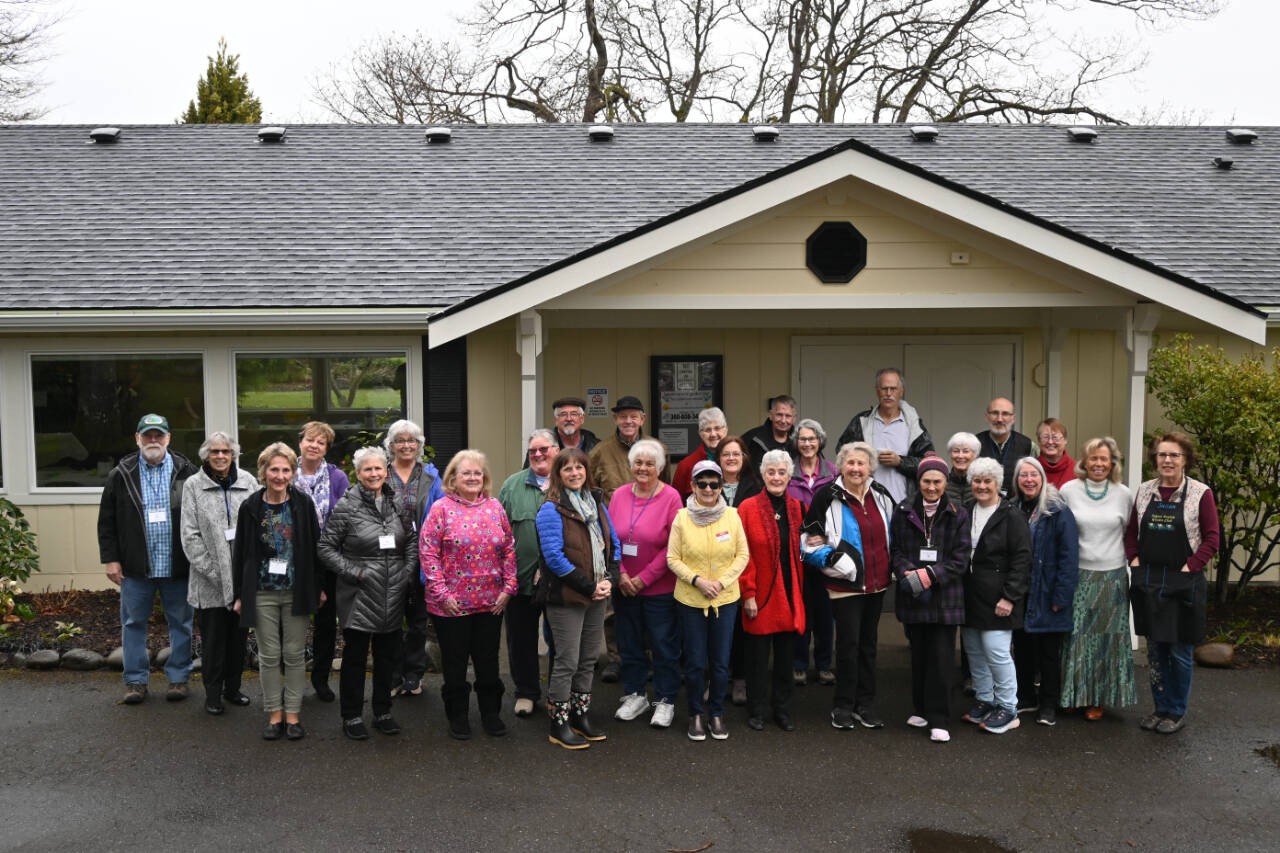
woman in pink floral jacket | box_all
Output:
[420,449,518,741]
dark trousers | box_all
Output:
[504,593,543,701]
[794,567,834,672]
[1014,629,1066,709]
[393,577,430,684]
[339,628,402,720]
[831,592,883,711]
[311,572,338,688]
[432,612,505,720]
[679,602,738,718]
[615,592,682,701]
[904,622,956,729]
[730,618,746,680]
[745,631,795,718]
[196,606,247,700]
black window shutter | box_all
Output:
[423,335,467,467]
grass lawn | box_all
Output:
[238,389,402,409]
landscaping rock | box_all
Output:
[13,652,27,668]
[61,648,105,671]
[1195,642,1235,668]
[156,647,171,669]
[106,647,124,670]
[26,649,61,670]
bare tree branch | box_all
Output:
[0,0,60,121]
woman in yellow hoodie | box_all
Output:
[668,459,749,742]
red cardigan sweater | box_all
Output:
[737,492,806,636]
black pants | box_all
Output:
[393,577,430,685]
[1013,629,1066,709]
[311,572,338,688]
[904,622,956,729]
[196,606,247,700]
[730,617,746,681]
[339,628,402,721]
[831,592,883,712]
[432,612,505,720]
[504,593,543,701]
[745,631,795,718]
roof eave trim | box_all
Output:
[0,308,438,333]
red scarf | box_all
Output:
[1039,452,1075,489]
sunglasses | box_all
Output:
[207,449,233,455]
[694,480,722,490]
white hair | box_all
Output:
[353,446,389,471]
[947,432,981,455]
[967,457,1005,484]
[760,449,794,478]
[383,419,425,452]
[697,407,727,430]
[628,438,666,471]
[835,441,875,469]
[794,418,827,450]
[527,427,557,447]
[198,431,240,461]
[1013,456,1065,520]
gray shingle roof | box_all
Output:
[1,123,1277,312]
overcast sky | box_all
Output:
[29,0,1280,126]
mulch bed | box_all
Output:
[1204,585,1280,668]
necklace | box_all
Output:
[1083,479,1109,501]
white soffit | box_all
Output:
[427,147,1266,347]
[0,308,436,333]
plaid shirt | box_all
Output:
[140,453,175,578]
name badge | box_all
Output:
[919,548,938,562]
[715,530,731,543]
[223,527,237,542]
[147,509,168,524]
[621,543,639,557]
[268,558,288,575]
[379,535,396,550]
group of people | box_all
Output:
[97,369,1219,747]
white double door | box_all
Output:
[794,337,1019,451]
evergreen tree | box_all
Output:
[179,38,262,123]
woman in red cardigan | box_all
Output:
[738,449,806,732]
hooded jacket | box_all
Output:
[800,477,895,594]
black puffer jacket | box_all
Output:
[318,482,418,634]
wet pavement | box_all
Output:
[2,645,1277,852]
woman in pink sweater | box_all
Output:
[607,439,683,729]
[420,449,518,741]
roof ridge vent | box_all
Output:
[257,126,286,143]
[88,127,121,144]
[910,125,938,142]
[1225,128,1257,144]
[425,127,452,144]
[752,125,780,142]
[588,124,614,142]
[1067,126,1097,143]
[1213,156,1234,170]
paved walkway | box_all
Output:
[2,646,1277,852]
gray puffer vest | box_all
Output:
[317,482,417,634]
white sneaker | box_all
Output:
[649,699,675,728]
[930,728,951,743]
[615,693,650,721]
[906,715,928,728]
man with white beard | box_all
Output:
[551,396,600,454]
[97,414,199,705]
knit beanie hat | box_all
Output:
[916,453,949,480]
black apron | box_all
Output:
[1129,481,1207,644]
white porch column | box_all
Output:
[1124,305,1161,495]
[1045,325,1068,418]
[516,309,544,457]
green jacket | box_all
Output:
[497,467,548,595]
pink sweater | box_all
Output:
[419,494,518,616]
[608,482,682,596]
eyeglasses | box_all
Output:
[1038,433,1064,444]
[1156,452,1184,459]
[391,438,419,446]
[988,411,1014,418]
[529,446,554,456]
[207,449,232,455]
[694,480,721,490]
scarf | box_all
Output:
[1018,495,1037,521]
[567,489,607,581]
[1040,452,1074,485]
[922,497,940,518]
[685,493,727,526]
[294,462,331,529]
[201,461,237,488]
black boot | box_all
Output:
[477,679,507,737]
[548,700,589,750]
[569,691,606,742]
[443,682,472,740]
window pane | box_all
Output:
[235,354,406,460]
[32,354,205,487]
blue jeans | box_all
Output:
[1149,641,1194,718]
[962,627,1016,711]
[615,592,682,702]
[679,601,737,717]
[120,576,192,686]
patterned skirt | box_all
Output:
[1059,567,1138,708]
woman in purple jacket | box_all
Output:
[608,439,683,729]
[293,421,350,703]
[788,418,838,687]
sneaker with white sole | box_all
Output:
[930,728,951,743]
[981,707,1021,734]
[615,693,650,721]
[906,715,928,728]
[650,699,675,729]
